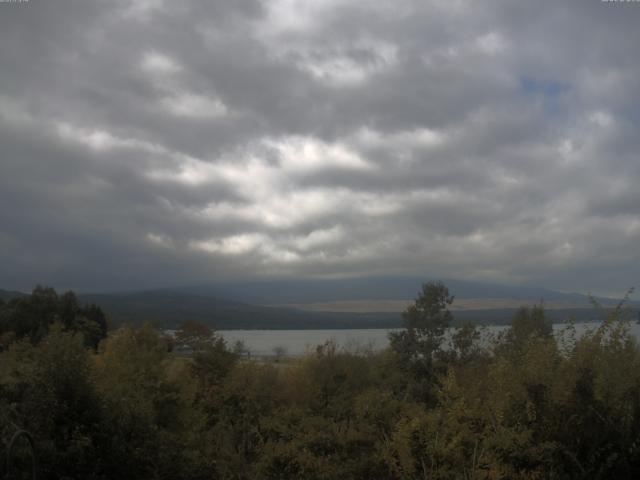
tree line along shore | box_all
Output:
[1,283,640,479]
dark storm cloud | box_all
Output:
[1,0,639,294]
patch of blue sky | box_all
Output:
[519,77,570,115]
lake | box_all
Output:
[219,321,640,357]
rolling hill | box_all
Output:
[0,289,28,301]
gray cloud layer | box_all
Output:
[1,0,639,294]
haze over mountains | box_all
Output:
[3,277,636,330]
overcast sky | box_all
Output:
[1,0,639,295]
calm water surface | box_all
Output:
[220,322,640,357]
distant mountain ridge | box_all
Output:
[77,290,401,329]
[2,279,636,330]
[176,277,629,306]
[0,289,28,301]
